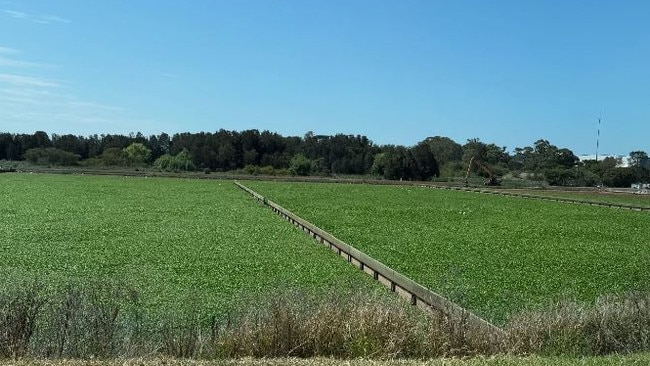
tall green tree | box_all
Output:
[124,143,152,166]
[629,151,649,168]
[289,153,312,176]
[410,141,439,180]
[100,147,127,166]
[425,136,462,166]
[371,153,386,176]
[462,138,486,162]
[382,146,411,180]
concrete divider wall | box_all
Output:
[234,181,503,335]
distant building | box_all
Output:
[578,154,631,168]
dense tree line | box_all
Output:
[0,130,648,187]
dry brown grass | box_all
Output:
[164,291,498,359]
[1,281,650,360]
[4,354,650,366]
[506,292,650,356]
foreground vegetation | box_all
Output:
[4,354,650,366]
[247,181,650,324]
[0,279,649,359]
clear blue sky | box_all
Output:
[1,0,648,155]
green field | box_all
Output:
[0,174,377,316]
[1,174,650,358]
[245,181,650,324]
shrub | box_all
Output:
[154,149,196,171]
[23,148,80,166]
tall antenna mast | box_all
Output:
[596,116,601,162]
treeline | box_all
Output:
[0,130,648,187]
